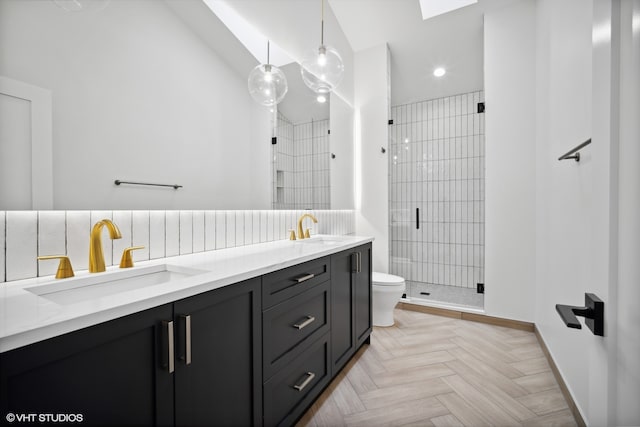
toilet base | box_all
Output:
[372,283,405,327]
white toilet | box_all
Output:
[372,272,406,327]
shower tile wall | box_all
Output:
[273,112,330,210]
[389,91,485,294]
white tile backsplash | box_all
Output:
[6,211,38,281]
[149,211,166,260]
[165,211,180,257]
[179,211,193,255]
[0,210,355,283]
[132,211,150,262]
[193,211,205,253]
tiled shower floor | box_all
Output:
[405,281,484,310]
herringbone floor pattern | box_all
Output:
[297,308,577,427]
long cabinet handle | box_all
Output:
[357,252,362,273]
[295,273,315,283]
[180,315,192,365]
[293,372,316,391]
[163,320,175,373]
[293,316,316,330]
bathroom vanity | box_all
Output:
[0,236,372,427]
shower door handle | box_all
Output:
[416,208,420,229]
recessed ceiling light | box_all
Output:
[433,67,446,77]
[317,94,327,103]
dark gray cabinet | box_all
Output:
[330,243,373,374]
[0,245,372,427]
[0,304,175,426]
[0,278,262,427]
[174,278,262,427]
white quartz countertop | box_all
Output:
[0,235,373,353]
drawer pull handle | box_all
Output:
[293,316,316,330]
[293,372,316,391]
[295,273,315,283]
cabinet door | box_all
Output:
[330,249,356,374]
[355,244,373,347]
[0,304,175,426]
[173,278,262,427]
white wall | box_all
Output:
[483,0,536,322]
[616,1,640,423]
[0,0,271,210]
[354,44,389,272]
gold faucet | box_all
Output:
[297,213,318,239]
[89,219,122,273]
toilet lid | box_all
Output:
[372,272,405,286]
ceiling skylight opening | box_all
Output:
[203,0,294,67]
[419,0,478,20]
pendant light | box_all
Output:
[53,0,110,12]
[300,0,344,95]
[248,41,288,107]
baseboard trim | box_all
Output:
[397,303,584,426]
[397,302,534,332]
[534,326,586,427]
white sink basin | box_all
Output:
[25,264,208,305]
[297,236,349,246]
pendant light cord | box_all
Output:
[267,40,270,64]
[320,0,324,45]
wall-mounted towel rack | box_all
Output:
[114,180,182,190]
[558,138,591,162]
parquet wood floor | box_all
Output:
[297,308,577,427]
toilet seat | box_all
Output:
[372,272,405,286]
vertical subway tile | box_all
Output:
[112,211,132,266]
[179,211,193,255]
[226,211,236,247]
[204,211,216,251]
[215,211,226,249]
[266,211,274,241]
[244,211,253,245]
[165,211,180,257]
[149,211,166,259]
[0,212,5,282]
[132,211,150,262]
[37,211,66,277]
[67,211,91,272]
[193,211,205,253]
[6,211,38,281]
[252,211,261,244]
[235,211,245,246]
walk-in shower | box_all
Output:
[389,91,485,310]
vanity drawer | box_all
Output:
[263,334,330,427]
[262,256,331,308]
[263,281,330,380]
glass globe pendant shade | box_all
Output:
[300,45,344,95]
[247,63,288,107]
[53,0,111,12]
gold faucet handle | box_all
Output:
[119,246,145,268]
[304,228,311,239]
[37,255,75,279]
[289,230,297,241]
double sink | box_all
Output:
[24,235,349,306]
